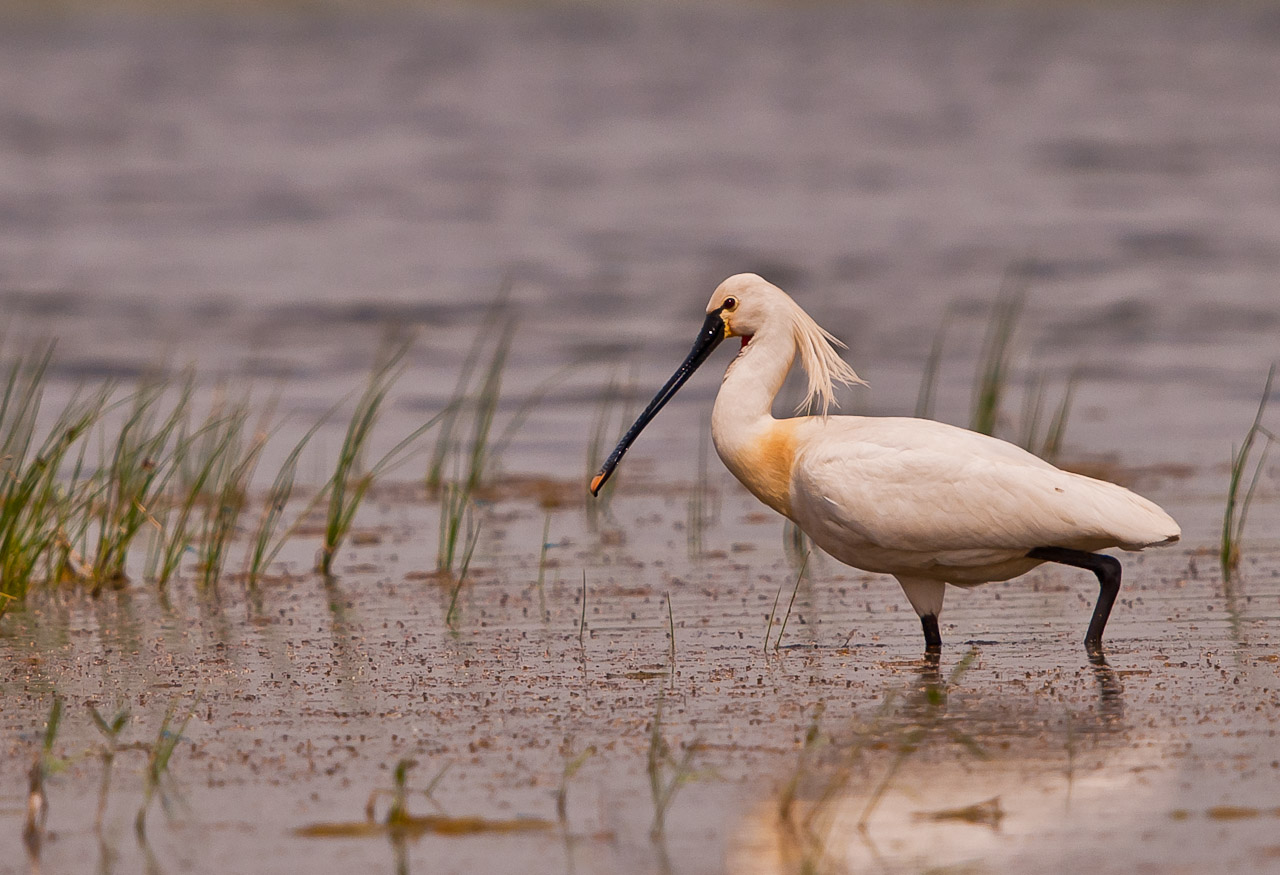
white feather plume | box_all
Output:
[783,297,866,415]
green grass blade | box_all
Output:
[915,307,952,420]
[1221,364,1275,581]
[970,270,1028,436]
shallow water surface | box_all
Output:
[2,485,1278,874]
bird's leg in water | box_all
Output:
[920,614,942,650]
[1026,547,1122,648]
[896,577,945,649]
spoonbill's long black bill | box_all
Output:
[589,308,726,495]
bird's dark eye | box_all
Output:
[723,297,737,310]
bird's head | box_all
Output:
[705,273,781,345]
[588,273,863,496]
[708,272,865,413]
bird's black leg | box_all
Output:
[921,614,942,650]
[1027,546,1122,649]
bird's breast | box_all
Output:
[714,419,800,519]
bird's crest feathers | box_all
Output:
[783,297,866,415]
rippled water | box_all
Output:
[2,486,1278,875]
[2,1,1279,497]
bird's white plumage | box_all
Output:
[790,415,1178,583]
[703,273,1179,622]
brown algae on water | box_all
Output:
[296,756,554,839]
[295,815,553,839]
[913,796,1004,828]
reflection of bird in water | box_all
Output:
[591,274,1180,652]
[746,649,1130,875]
[905,650,1122,723]
[906,650,957,716]
[1088,650,1124,721]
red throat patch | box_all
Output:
[740,335,753,350]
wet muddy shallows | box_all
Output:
[4,481,1279,875]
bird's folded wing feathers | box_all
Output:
[792,427,1177,553]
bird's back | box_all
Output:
[788,416,1179,578]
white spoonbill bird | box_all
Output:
[589,273,1180,651]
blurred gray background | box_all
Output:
[3,1,1278,477]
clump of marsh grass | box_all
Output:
[0,333,474,603]
[244,418,324,586]
[0,349,254,595]
[145,411,218,588]
[432,319,517,577]
[442,494,481,629]
[319,338,446,577]
[1,348,110,604]
[425,296,513,495]
[436,471,481,579]
[194,402,268,589]
[1221,364,1277,583]
[145,394,267,590]
[425,346,482,497]
[1018,368,1078,464]
[970,272,1027,437]
[0,347,53,564]
[431,314,567,580]
[916,269,1076,461]
[92,376,195,587]
[914,305,954,420]
[317,343,404,576]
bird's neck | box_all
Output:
[714,323,794,424]
[711,325,801,518]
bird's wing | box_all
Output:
[790,418,1176,555]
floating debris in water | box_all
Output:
[295,815,554,839]
[913,796,1004,828]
